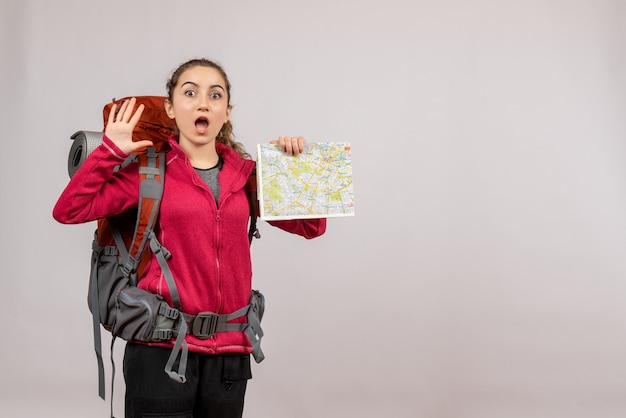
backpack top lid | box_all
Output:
[103,96,175,153]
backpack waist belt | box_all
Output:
[184,305,250,339]
[152,302,265,363]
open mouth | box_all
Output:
[195,117,209,130]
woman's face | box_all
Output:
[165,65,231,148]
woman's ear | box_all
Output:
[164,98,175,119]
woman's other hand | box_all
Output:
[270,136,306,156]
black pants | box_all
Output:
[123,343,252,418]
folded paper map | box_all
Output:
[256,142,355,220]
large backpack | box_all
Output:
[68,97,264,403]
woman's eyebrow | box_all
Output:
[180,81,225,91]
[180,81,199,88]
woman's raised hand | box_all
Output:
[270,136,306,156]
[105,97,154,154]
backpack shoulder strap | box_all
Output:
[246,168,261,244]
[113,148,166,284]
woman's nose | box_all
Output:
[198,98,209,111]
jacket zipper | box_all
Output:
[214,164,254,314]
[215,208,222,313]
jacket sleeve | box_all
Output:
[267,218,327,239]
[52,136,139,224]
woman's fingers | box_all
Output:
[129,103,145,126]
[295,136,305,154]
[110,98,143,125]
[282,136,294,155]
[270,136,307,156]
[116,99,130,122]
[104,98,149,154]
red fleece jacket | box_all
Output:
[53,135,326,355]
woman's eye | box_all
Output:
[210,92,222,99]
[184,90,196,97]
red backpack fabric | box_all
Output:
[103,96,174,152]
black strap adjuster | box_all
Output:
[191,312,219,339]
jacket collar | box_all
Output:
[167,136,256,191]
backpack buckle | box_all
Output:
[191,312,219,339]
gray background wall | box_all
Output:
[1,0,626,417]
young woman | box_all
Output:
[53,58,326,418]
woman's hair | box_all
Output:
[166,58,250,159]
